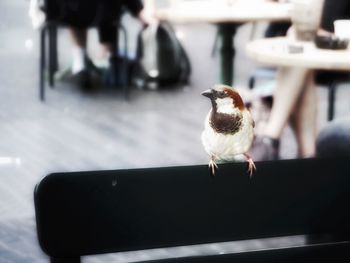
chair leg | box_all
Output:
[119,24,129,100]
[248,75,255,89]
[249,22,257,41]
[48,24,58,88]
[40,27,46,101]
[328,82,336,121]
[211,30,219,57]
[52,26,59,73]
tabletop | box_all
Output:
[155,0,291,24]
[246,37,350,71]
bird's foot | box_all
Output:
[208,158,218,176]
[244,153,256,177]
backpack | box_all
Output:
[132,22,191,89]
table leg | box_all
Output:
[218,23,238,86]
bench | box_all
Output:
[34,157,350,262]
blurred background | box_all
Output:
[1,0,349,262]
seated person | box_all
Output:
[29,0,156,89]
[251,0,350,161]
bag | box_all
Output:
[132,22,191,88]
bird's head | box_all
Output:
[201,84,245,113]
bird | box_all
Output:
[201,84,256,176]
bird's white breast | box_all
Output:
[201,109,254,161]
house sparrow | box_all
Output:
[201,84,256,176]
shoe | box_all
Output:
[86,57,102,76]
[250,136,280,161]
[70,69,94,92]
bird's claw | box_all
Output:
[208,158,218,176]
[246,157,256,178]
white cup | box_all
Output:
[290,0,324,41]
[334,20,350,40]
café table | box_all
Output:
[156,0,291,85]
[246,36,350,120]
[246,36,350,70]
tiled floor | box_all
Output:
[0,0,349,262]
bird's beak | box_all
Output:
[201,89,213,98]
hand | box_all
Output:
[286,25,296,39]
[28,0,46,29]
[138,7,158,25]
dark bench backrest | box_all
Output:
[34,158,350,260]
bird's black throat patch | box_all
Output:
[210,112,243,135]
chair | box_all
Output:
[39,21,58,101]
[315,71,350,121]
[34,158,350,262]
[316,116,350,157]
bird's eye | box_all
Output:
[218,92,226,98]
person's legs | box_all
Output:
[67,23,118,88]
[69,27,87,48]
[68,27,99,90]
[69,27,88,74]
[289,71,317,158]
[95,24,118,68]
[264,67,310,139]
[251,67,310,160]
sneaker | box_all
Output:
[69,69,94,92]
[86,57,102,75]
[250,136,280,161]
